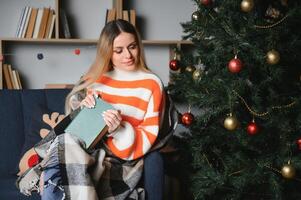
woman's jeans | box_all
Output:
[144,151,164,200]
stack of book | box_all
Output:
[106,9,136,26]
[16,6,56,39]
[2,64,22,89]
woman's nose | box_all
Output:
[124,48,132,58]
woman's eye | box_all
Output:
[129,44,137,49]
[114,50,122,54]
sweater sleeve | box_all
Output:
[106,85,163,160]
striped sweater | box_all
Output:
[89,67,163,160]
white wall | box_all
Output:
[0,0,195,89]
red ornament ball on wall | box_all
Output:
[247,122,259,135]
[181,112,194,126]
[228,58,243,73]
[169,59,180,71]
[74,48,81,55]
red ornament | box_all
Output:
[74,48,81,55]
[201,0,212,6]
[28,154,39,167]
[297,139,301,150]
[228,57,243,73]
[169,59,180,71]
[247,121,259,135]
[0,54,3,61]
[181,112,194,126]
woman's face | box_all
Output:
[111,32,139,71]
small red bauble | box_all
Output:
[0,54,3,61]
[228,57,243,73]
[169,59,180,71]
[247,122,259,135]
[181,112,194,126]
[201,0,212,6]
[297,139,301,150]
[74,48,81,55]
[28,154,39,167]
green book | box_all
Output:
[64,97,114,150]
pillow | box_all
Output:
[18,105,65,175]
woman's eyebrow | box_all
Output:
[113,41,137,49]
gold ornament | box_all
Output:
[224,114,239,131]
[192,69,203,80]
[186,66,196,73]
[241,0,254,13]
[192,11,200,21]
[281,163,296,179]
[266,50,280,65]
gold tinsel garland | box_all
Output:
[254,14,289,29]
[232,90,296,117]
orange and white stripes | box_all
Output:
[89,68,163,160]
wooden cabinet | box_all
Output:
[0,0,193,89]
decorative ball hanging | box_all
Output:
[200,0,212,6]
[185,65,196,73]
[281,162,296,179]
[169,59,180,71]
[266,49,280,65]
[0,54,3,62]
[37,53,44,60]
[74,48,81,55]
[228,56,243,73]
[247,121,259,135]
[224,114,239,131]
[192,68,203,81]
[241,0,254,12]
[181,112,195,126]
[192,11,201,21]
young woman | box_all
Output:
[41,19,165,200]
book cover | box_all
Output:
[64,97,114,150]
[25,7,38,38]
[38,7,50,39]
[3,64,13,89]
[21,7,32,38]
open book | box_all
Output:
[64,97,114,150]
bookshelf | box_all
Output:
[0,0,194,89]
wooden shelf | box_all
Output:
[0,38,193,45]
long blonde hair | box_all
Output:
[65,19,148,114]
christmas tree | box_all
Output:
[168,0,301,199]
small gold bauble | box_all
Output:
[281,164,296,179]
[266,50,280,65]
[224,115,239,131]
[192,69,203,80]
[186,66,196,73]
[192,11,200,21]
[241,0,254,12]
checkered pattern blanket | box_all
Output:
[17,119,145,200]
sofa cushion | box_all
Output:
[18,105,65,175]
[18,89,69,175]
[0,90,24,176]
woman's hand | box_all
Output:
[102,109,122,133]
[79,91,97,108]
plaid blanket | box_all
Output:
[17,117,145,200]
[16,90,178,200]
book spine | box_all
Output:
[25,7,38,38]
[22,7,32,38]
[16,7,26,38]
